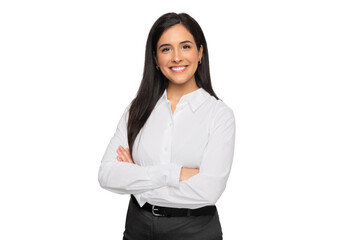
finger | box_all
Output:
[125,148,134,164]
[116,148,124,162]
[118,146,126,153]
[122,150,132,163]
[118,146,128,161]
[125,148,133,161]
[125,147,130,154]
[120,146,134,163]
[117,146,128,162]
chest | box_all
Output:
[131,103,214,168]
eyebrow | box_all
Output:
[158,40,194,49]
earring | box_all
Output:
[198,59,202,64]
[156,65,160,70]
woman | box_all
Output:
[98,12,236,240]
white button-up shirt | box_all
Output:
[98,87,236,209]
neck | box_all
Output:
[166,80,199,102]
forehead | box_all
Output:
[157,24,195,46]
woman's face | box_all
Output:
[154,24,203,87]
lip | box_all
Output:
[169,65,188,73]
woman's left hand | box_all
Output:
[116,145,135,164]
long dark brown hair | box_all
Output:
[127,12,219,155]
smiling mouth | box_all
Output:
[170,65,188,73]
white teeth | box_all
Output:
[171,66,186,71]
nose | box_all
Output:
[172,48,183,63]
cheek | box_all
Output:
[157,55,170,66]
[186,51,200,63]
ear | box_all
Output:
[198,44,204,62]
[153,51,159,66]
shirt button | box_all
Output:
[164,146,168,151]
[169,122,173,127]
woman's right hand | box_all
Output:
[179,167,199,182]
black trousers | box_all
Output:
[123,196,223,240]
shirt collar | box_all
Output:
[155,87,210,112]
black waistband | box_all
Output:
[130,194,216,217]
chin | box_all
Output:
[168,81,189,86]
[166,75,195,85]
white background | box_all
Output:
[1,0,359,239]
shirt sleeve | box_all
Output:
[150,105,236,208]
[98,105,183,195]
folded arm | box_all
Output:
[146,106,236,208]
[98,106,182,195]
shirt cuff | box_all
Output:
[147,163,182,187]
[168,163,182,187]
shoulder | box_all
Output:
[122,103,132,118]
[117,102,132,128]
[207,95,234,119]
[206,95,235,129]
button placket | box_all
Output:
[164,118,173,153]
[160,103,174,163]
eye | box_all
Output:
[161,47,170,53]
[183,45,191,49]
